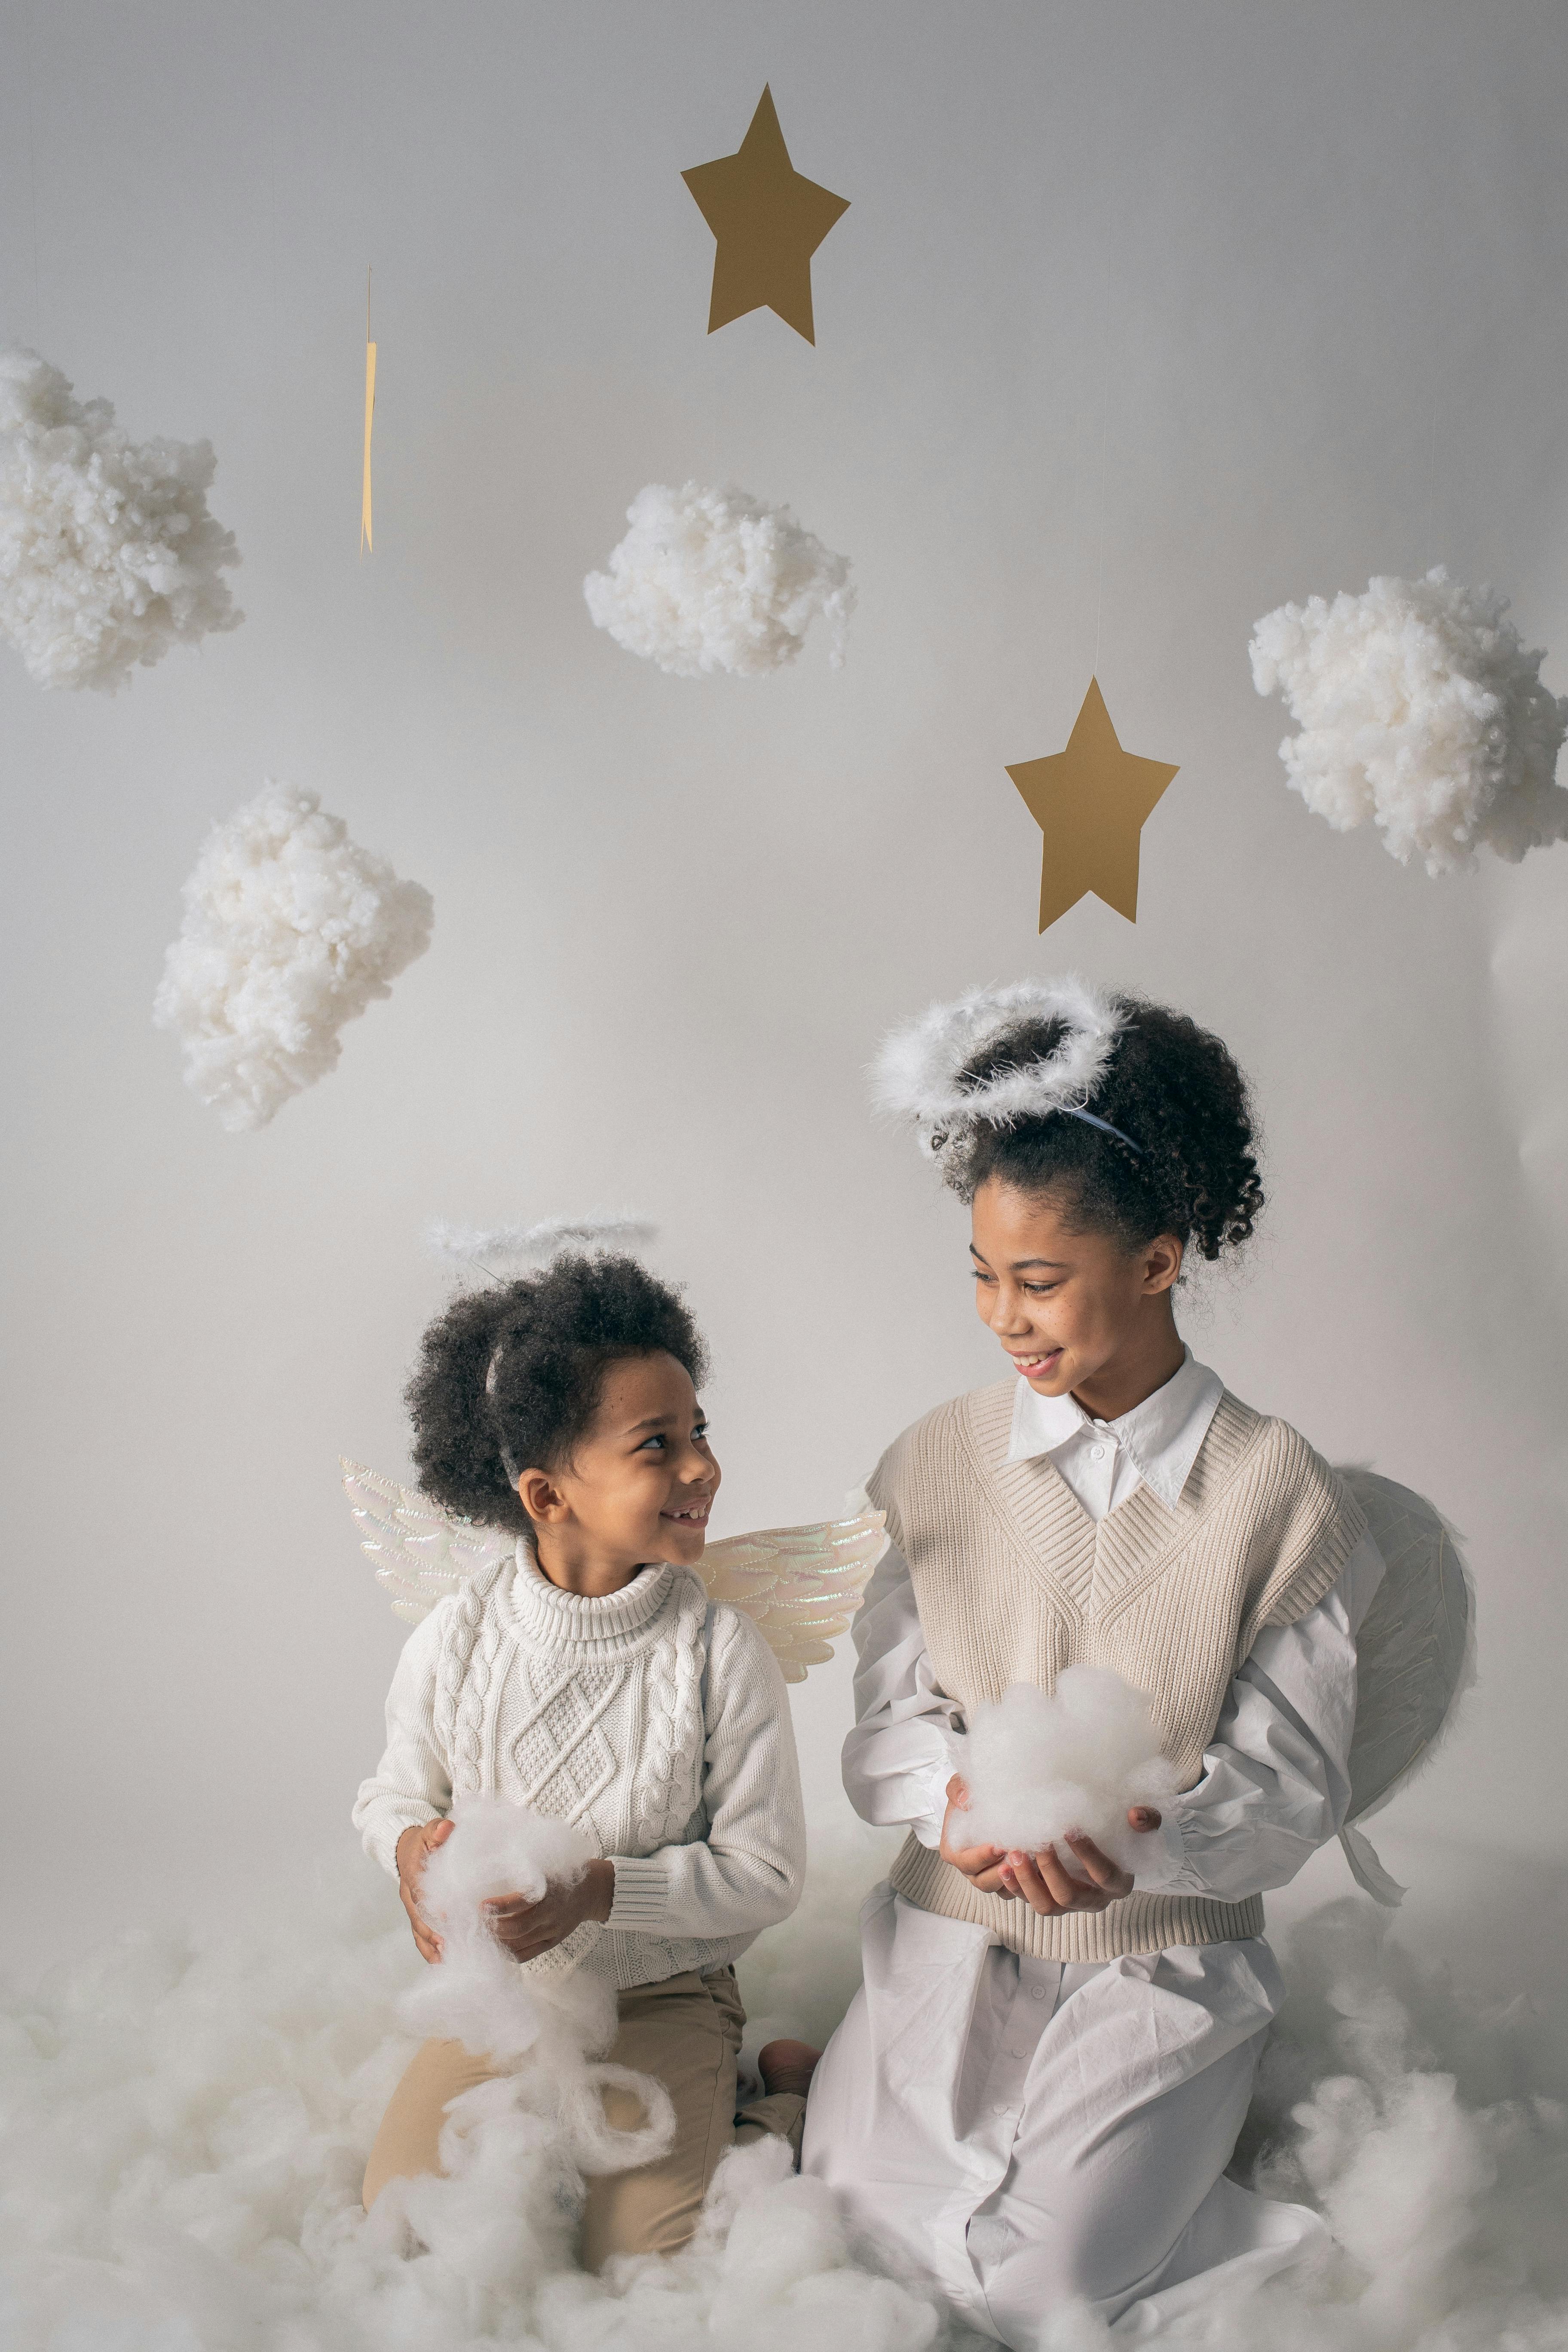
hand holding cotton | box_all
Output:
[958,1668,1178,1874]
[400,1794,676,2176]
[0,346,241,690]
[1250,567,1568,874]
[584,481,852,675]
[405,1797,599,2052]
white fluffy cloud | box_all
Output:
[584,482,853,676]
[1250,567,1568,875]
[1,1840,1564,2350]
[0,346,242,691]
[956,1669,1177,1871]
[153,783,433,1132]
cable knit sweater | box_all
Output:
[353,1545,807,1992]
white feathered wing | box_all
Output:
[1337,1466,1476,1905]
[343,1458,886,1675]
[341,1460,511,1622]
[692,1509,888,1683]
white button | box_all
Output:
[993,2103,1011,2116]
[1031,1985,1047,2000]
[1090,1444,1107,1461]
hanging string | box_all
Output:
[1091,312,1111,678]
[358,49,375,554]
[361,265,376,554]
[24,0,41,335]
[1087,69,1115,686]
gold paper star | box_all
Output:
[1006,679,1179,932]
[682,86,849,343]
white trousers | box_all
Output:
[801,1886,1324,2346]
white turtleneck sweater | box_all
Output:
[353,1545,806,1992]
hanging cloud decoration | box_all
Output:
[154,783,433,1132]
[0,346,241,692]
[584,481,853,676]
[1249,567,1568,876]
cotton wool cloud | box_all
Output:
[957,1668,1178,1872]
[1250,567,1568,875]
[0,346,242,692]
[153,782,434,1132]
[3,1836,1565,2352]
[584,481,854,676]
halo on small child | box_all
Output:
[426,1215,662,1485]
[426,1214,657,1289]
[870,976,1130,1163]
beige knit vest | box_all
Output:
[867,1380,1366,1960]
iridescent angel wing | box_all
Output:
[341,1459,511,1623]
[694,1510,888,1683]
[1336,1466,1476,1905]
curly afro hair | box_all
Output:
[945,997,1263,1261]
[406,1254,709,1533]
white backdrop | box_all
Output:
[2,0,1565,1973]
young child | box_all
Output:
[803,978,1387,2343]
[355,1249,816,2264]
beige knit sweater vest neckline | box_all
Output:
[867,1380,1366,1960]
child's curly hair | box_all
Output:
[406,1254,708,1533]
[944,998,1263,1261]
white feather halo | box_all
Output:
[870,976,1126,1159]
[427,1213,656,1283]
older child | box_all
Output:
[355,1251,814,2265]
[804,979,1386,2343]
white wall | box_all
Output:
[2,0,1565,1964]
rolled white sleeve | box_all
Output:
[1132,1530,1388,1898]
[606,1605,807,1941]
[351,1605,454,1877]
[841,1540,969,1850]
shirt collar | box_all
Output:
[1005,1347,1224,1510]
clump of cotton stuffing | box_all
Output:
[958,1668,1178,1872]
[153,782,433,1131]
[401,1797,678,2178]
[584,481,853,676]
[0,345,241,691]
[1250,567,1568,874]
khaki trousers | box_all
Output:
[362,1965,804,2267]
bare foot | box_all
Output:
[759,2037,821,2101]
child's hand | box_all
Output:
[939,1775,1014,1894]
[484,1859,616,1963]
[996,1807,1164,1917]
[395,1817,454,1964]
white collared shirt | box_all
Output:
[1005,1347,1223,1521]
[843,1354,1387,1903]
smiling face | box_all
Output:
[969,1178,1187,1420]
[517,1351,720,1594]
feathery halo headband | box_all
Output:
[428,1213,657,1287]
[870,976,1143,1158]
[426,1213,658,1486]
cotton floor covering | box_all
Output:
[3,1823,1565,2352]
